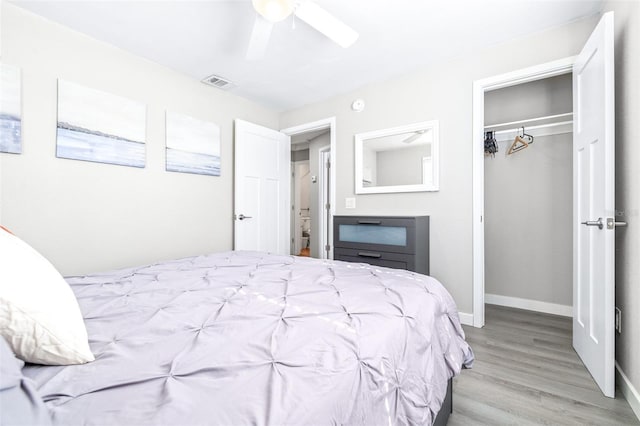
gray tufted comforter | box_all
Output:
[24,251,473,425]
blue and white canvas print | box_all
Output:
[166,112,220,176]
[0,63,22,154]
[57,80,146,167]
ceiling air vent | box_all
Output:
[201,74,234,90]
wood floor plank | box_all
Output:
[467,345,601,390]
[452,304,639,425]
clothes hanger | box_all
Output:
[507,127,529,155]
[484,131,498,157]
[521,126,534,144]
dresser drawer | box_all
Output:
[333,248,414,271]
[334,216,417,254]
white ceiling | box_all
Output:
[10,0,602,111]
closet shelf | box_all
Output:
[485,112,573,143]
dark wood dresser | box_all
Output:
[333,215,429,274]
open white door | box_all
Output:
[234,119,290,254]
[573,11,616,398]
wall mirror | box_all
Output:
[355,120,439,194]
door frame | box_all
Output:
[290,161,298,255]
[281,117,337,260]
[471,57,575,328]
[319,147,331,259]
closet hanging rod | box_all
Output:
[492,120,573,137]
[484,112,573,130]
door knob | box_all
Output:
[607,217,627,229]
[236,214,253,220]
[581,217,603,230]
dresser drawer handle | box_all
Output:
[357,252,382,258]
[357,220,381,225]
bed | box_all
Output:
[6,249,473,425]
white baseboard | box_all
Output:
[616,362,640,421]
[485,293,573,317]
[458,312,474,326]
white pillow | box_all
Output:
[0,228,94,365]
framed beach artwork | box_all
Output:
[165,112,221,176]
[0,63,22,154]
[56,80,146,167]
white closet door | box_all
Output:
[572,11,616,398]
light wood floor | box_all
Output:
[298,248,310,257]
[450,304,639,425]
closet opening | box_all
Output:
[483,73,574,322]
[472,57,576,328]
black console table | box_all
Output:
[333,216,429,274]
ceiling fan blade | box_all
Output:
[402,131,426,144]
[294,1,359,48]
[246,15,273,61]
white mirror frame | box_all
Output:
[354,120,440,194]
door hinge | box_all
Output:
[325,244,331,252]
[325,203,330,210]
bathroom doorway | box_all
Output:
[289,129,329,258]
[282,117,336,260]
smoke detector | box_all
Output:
[201,74,234,90]
[351,99,365,112]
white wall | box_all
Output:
[604,0,640,407]
[484,133,572,306]
[484,74,573,124]
[362,146,377,186]
[296,162,311,212]
[376,144,425,186]
[292,160,310,254]
[280,16,598,314]
[0,3,279,275]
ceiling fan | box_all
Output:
[402,130,427,144]
[247,0,359,60]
